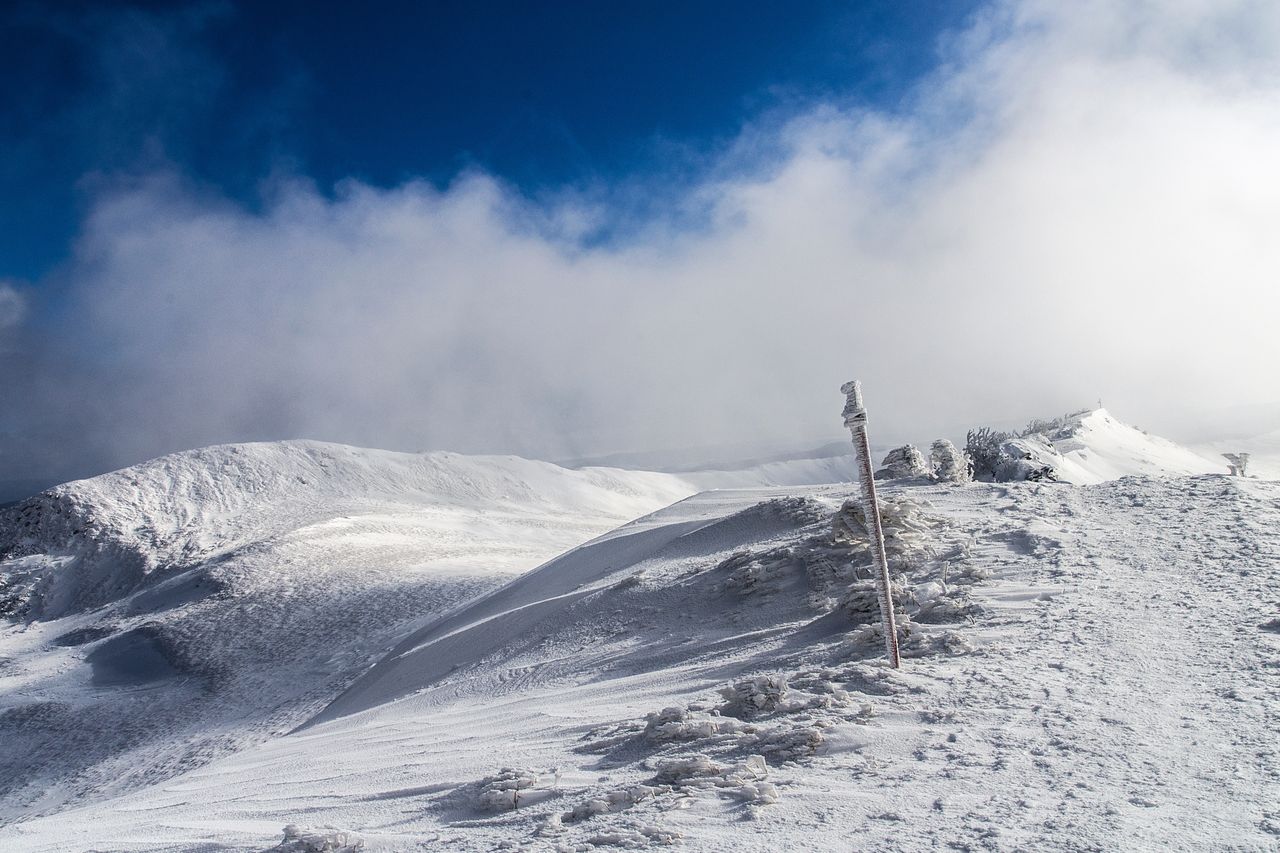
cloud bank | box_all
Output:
[6,0,1280,485]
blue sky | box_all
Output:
[3,0,1279,498]
[1,0,976,282]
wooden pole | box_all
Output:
[841,380,901,668]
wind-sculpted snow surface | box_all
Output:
[4,471,1276,852]
[0,441,696,820]
[1,423,1278,851]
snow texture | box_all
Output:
[0,410,1277,852]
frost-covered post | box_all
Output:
[841,380,901,668]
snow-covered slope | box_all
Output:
[0,442,697,819]
[0,419,1273,850]
[1035,409,1225,482]
[973,408,1224,484]
[3,473,1276,851]
[0,440,698,619]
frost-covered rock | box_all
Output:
[874,445,930,480]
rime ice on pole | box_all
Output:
[840,380,902,668]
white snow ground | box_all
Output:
[0,442,698,820]
[1,414,1277,851]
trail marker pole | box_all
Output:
[841,380,902,668]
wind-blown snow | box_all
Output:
[0,441,697,818]
[0,415,1275,850]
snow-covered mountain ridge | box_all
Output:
[0,440,697,619]
[0,413,1275,850]
[987,408,1224,484]
[0,442,698,820]
[4,473,1276,851]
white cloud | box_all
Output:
[16,0,1280,476]
[0,280,26,345]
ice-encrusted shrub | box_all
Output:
[874,445,929,480]
[736,781,780,805]
[788,670,854,704]
[1023,409,1091,441]
[652,753,776,800]
[476,766,547,811]
[749,725,825,762]
[1223,452,1250,476]
[563,784,669,821]
[901,628,974,657]
[554,754,777,834]
[584,823,683,847]
[992,437,1059,482]
[717,675,787,717]
[270,825,364,852]
[718,547,797,596]
[643,706,745,742]
[652,754,723,784]
[745,496,831,526]
[967,411,1092,481]
[912,583,981,623]
[965,426,1013,480]
[840,577,911,621]
[832,497,936,556]
[720,537,868,606]
[842,616,915,655]
[929,439,972,483]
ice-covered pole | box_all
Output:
[841,380,901,668]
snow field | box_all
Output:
[1,412,1277,850]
